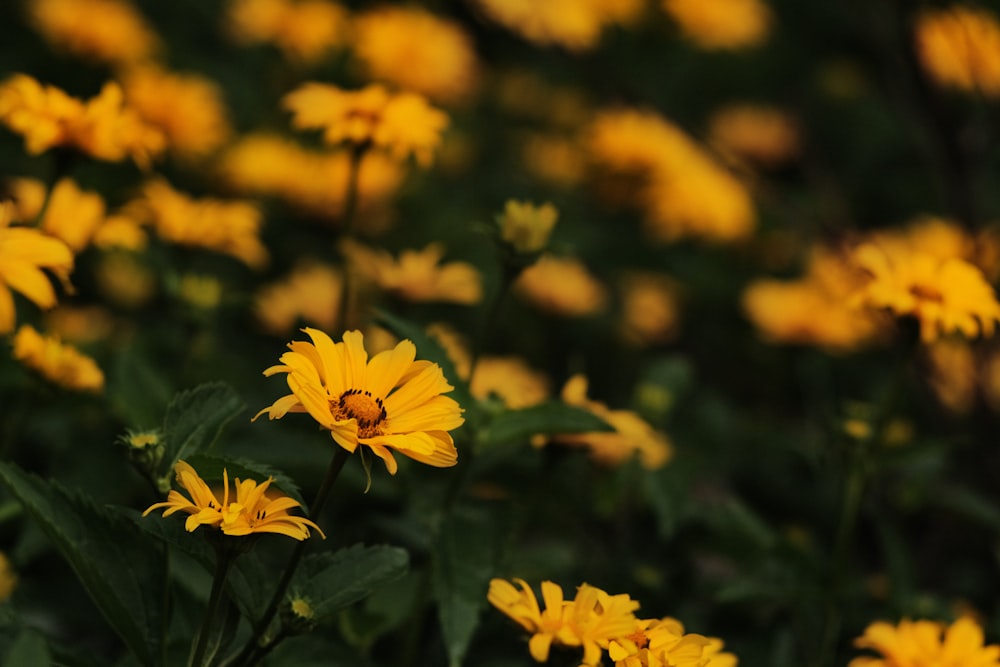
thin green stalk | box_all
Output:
[189,548,235,667]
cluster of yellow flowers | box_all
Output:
[850,616,1000,667]
[914,5,1000,97]
[488,578,736,667]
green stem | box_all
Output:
[227,447,350,667]
[189,548,235,667]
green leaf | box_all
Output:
[476,402,613,447]
[288,544,409,623]
[108,345,174,430]
[158,382,246,479]
[0,463,166,667]
[433,502,510,667]
[3,628,50,667]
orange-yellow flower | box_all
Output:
[27,0,160,66]
[12,324,104,393]
[254,261,343,336]
[472,0,644,51]
[849,616,1000,667]
[707,104,800,168]
[515,254,608,317]
[487,578,576,662]
[10,178,106,252]
[283,83,449,167]
[662,0,771,50]
[255,328,465,474]
[619,272,681,347]
[143,460,324,540]
[225,0,349,65]
[915,6,1000,96]
[497,200,558,254]
[0,203,74,334]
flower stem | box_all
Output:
[189,548,235,667]
[227,447,350,667]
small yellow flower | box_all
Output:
[619,272,681,347]
[254,261,343,336]
[472,0,644,51]
[283,83,449,167]
[254,328,465,474]
[225,0,349,65]
[471,357,551,409]
[487,578,572,662]
[497,200,558,254]
[915,6,1000,97]
[515,254,608,317]
[10,177,106,252]
[707,104,800,167]
[340,239,483,305]
[849,616,1000,667]
[662,0,771,50]
[27,0,160,65]
[12,325,104,393]
[0,203,74,334]
[143,460,324,540]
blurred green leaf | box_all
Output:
[3,628,50,667]
[108,346,174,430]
[288,544,409,624]
[0,463,166,667]
[433,502,510,667]
[476,402,612,447]
[158,382,246,480]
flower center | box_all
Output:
[332,388,387,438]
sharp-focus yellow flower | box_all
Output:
[254,261,342,336]
[497,200,558,254]
[340,239,483,305]
[352,6,478,103]
[119,65,231,160]
[915,6,1000,97]
[10,178,105,252]
[283,83,449,167]
[553,374,672,470]
[850,617,1000,667]
[515,254,608,317]
[566,584,642,666]
[0,203,74,334]
[130,179,268,269]
[472,0,644,51]
[707,104,800,168]
[225,0,349,65]
[255,328,465,474]
[12,325,104,393]
[662,0,771,50]
[143,461,324,540]
[27,0,160,65]
[487,578,575,662]
[0,75,165,168]
[217,133,403,220]
[852,241,1000,343]
[610,617,730,667]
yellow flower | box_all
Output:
[12,325,104,393]
[487,578,574,662]
[497,200,558,254]
[93,251,156,308]
[852,241,1000,343]
[521,133,586,188]
[849,617,1000,667]
[254,328,465,474]
[472,0,644,51]
[225,0,349,65]
[471,357,551,409]
[340,239,483,305]
[610,617,729,667]
[283,83,449,167]
[915,6,1000,96]
[0,75,166,168]
[10,177,106,252]
[91,213,149,251]
[553,374,673,470]
[0,203,74,334]
[216,133,404,219]
[143,460,324,540]
[352,6,478,103]
[0,552,17,603]
[119,65,231,160]
[254,261,343,336]
[707,104,800,168]
[662,0,771,50]
[130,179,268,269]
[924,337,977,415]
[566,584,642,666]
[515,254,608,317]
[45,305,114,345]
[177,274,223,311]
[27,0,160,65]
[619,272,681,347]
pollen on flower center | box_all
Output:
[332,388,388,438]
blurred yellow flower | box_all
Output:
[119,65,231,160]
[0,75,165,168]
[521,133,586,188]
[93,251,156,308]
[340,239,483,305]
[707,104,799,168]
[497,200,558,254]
[143,460,324,540]
[515,254,608,317]
[10,178,105,252]
[225,0,349,65]
[45,305,115,346]
[619,272,681,347]
[554,374,673,470]
[177,274,223,311]
[471,356,550,409]
[662,0,771,50]
[91,212,149,252]
[352,6,478,103]
[283,83,449,167]
[216,133,403,220]
[852,241,1000,343]
[27,0,160,65]
[0,552,16,602]
[472,0,644,51]
[255,328,465,474]
[924,337,977,415]
[131,179,268,269]
[12,324,104,393]
[0,203,74,334]
[254,261,342,336]
[915,6,1000,96]
[849,616,1000,667]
